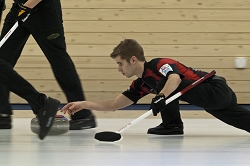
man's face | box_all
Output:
[114,56,135,78]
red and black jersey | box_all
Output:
[122,58,208,103]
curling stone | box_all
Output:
[31,115,69,135]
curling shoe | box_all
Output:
[0,114,11,129]
[69,114,96,130]
[37,97,60,140]
[147,123,184,135]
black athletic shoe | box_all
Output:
[147,123,184,135]
[0,115,11,129]
[37,97,60,140]
[69,115,96,130]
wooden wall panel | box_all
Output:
[4,9,250,21]
[59,0,250,9]
[13,68,250,81]
[16,56,250,69]
[2,0,250,105]
[6,0,245,9]
[61,9,250,21]
[63,21,250,33]
[19,45,250,57]
[26,33,250,45]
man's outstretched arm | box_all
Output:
[61,94,134,115]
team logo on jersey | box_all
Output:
[159,64,173,76]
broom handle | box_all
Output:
[0,14,30,48]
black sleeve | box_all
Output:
[122,79,149,104]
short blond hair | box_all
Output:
[110,39,145,63]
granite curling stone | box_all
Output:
[31,115,69,135]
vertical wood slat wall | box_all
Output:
[2,0,250,104]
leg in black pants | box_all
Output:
[148,78,250,134]
[0,1,96,130]
[0,59,60,140]
[147,98,184,135]
[148,78,183,135]
[206,92,250,132]
[0,59,46,114]
[179,79,250,133]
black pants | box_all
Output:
[0,1,91,119]
[0,59,45,114]
[162,78,250,133]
